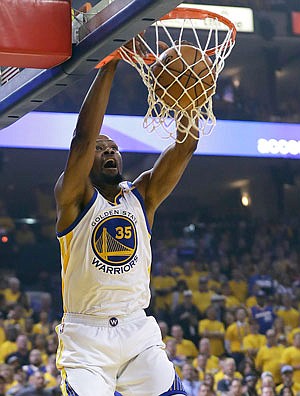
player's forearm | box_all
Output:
[176,113,199,152]
[75,60,119,141]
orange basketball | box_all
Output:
[151,45,215,110]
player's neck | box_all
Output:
[96,183,121,202]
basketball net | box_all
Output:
[118,7,236,142]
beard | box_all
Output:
[101,173,123,185]
[91,172,123,186]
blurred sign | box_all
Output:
[1,112,300,159]
[175,4,254,32]
[291,12,300,35]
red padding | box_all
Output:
[0,0,72,69]
[291,12,300,35]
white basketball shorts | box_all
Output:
[56,310,186,396]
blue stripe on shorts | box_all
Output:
[160,372,187,396]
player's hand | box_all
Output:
[123,32,148,57]
[157,40,194,54]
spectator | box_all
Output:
[275,275,294,299]
[246,293,258,310]
[23,317,34,343]
[15,371,58,395]
[6,369,28,396]
[203,372,216,396]
[6,355,21,372]
[2,278,21,308]
[193,353,208,381]
[225,307,250,367]
[152,264,177,319]
[33,311,51,337]
[178,261,200,292]
[211,294,227,324]
[172,290,200,344]
[165,338,186,377]
[44,354,60,389]
[181,363,201,396]
[32,334,48,365]
[207,261,222,293]
[22,349,47,377]
[0,364,17,394]
[215,358,243,392]
[195,338,219,374]
[171,279,190,311]
[46,335,58,357]
[225,311,236,329]
[243,373,259,396]
[248,259,275,297]
[5,334,29,367]
[198,305,225,357]
[0,325,18,364]
[287,328,300,347]
[170,324,198,360]
[260,371,275,390]
[281,332,300,385]
[276,365,300,396]
[239,356,256,378]
[243,319,266,359]
[261,385,275,396]
[255,329,284,384]
[228,378,245,396]
[250,291,276,335]
[221,282,240,310]
[229,269,248,304]
[4,305,26,332]
[276,295,300,333]
[198,382,211,396]
[193,277,215,315]
[279,386,294,396]
[158,321,172,344]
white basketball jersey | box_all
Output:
[57,182,152,317]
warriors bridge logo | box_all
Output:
[91,211,138,274]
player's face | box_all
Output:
[91,136,123,185]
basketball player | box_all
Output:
[54,51,199,396]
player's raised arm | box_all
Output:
[54,59,119,232]
[133,114,199,227]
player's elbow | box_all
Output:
[176,139,198,157]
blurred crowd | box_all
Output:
[1,188,300,396]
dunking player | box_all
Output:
[54,52,198,395]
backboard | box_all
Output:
[0,0,183,130]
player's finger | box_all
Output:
[157,41,169,52]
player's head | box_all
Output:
[90,135,123,186]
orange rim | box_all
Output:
[161,7,237,56]
[96,6,236,68]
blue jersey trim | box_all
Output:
[129,182,152,235]
[63,373,79,396]
[56,190,98,237]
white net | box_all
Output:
[118,7,236,142]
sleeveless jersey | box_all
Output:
[57,182,152,317]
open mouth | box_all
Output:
[103,159,117,169]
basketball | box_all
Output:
[151,45,215,110]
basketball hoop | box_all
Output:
[101,6,237,142]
